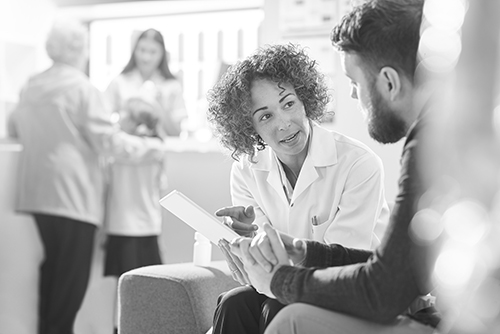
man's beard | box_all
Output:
[366,83,408,144]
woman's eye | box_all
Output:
[284,100,295,109]
[260,113,271,121]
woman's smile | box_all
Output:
[280,131,300,144]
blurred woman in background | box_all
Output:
[103,28,184,334]
[105,28,187,137]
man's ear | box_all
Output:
[377,66,401,101]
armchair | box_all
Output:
[118,260,240,334]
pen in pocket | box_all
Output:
[311,216,318,226]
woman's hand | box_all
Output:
[218,238,250,285]
[232,223,307,273]
[229,224,293,298]
[216,205,259,237]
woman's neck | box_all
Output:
[278,143,309,186]
[279,133,310,175]
[281,156,304,177]
[139,69,154,81]
[281,162,300,189]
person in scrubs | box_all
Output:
[206,43,390,334]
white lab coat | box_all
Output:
[231,122,389,249]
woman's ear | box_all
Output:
[378,66,401,101]
[255,134,265,146]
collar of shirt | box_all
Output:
[125,68,165,87]
[251,122,340,205]
[250,122,339,172]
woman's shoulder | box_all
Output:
[232,155,254,171]
[156,77,183,91]
[314,123,382,164]
[106,72,132,89]
[232,148,273,173]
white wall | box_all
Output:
[0,0,55,137]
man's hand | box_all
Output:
[275,229,307,266]
[229,223,300,297]
[237,223,307,268]
[216,205,259,237]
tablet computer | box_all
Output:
[159,190,239,245]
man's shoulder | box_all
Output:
[401,116,426,158]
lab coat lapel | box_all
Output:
[291,123,338,203]
[291,157,318,203]
[252,149,290,206]
[267,163,289,206]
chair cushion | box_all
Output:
[118,261,240,334]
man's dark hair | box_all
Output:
[331,0,424,82]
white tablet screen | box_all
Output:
[159,190,239,245]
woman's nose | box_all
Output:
[278,116,292,131]
[138,50,152,62]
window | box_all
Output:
[89,8,264,136]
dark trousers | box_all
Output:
[34,214,96,334]
[213,285,286,334]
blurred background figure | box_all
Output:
[7,18,165,334]
[105,28,188,137]
[103,28,184,334]
[103,94,167,334]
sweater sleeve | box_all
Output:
[270,129,430,324]
[302,241,373,268]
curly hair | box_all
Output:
[207,43,331,162]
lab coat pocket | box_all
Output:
[311,218,332,243]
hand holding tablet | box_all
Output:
[159,190,239,245]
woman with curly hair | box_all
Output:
[207,43,389,334]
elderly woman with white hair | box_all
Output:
[8,19,165,334]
